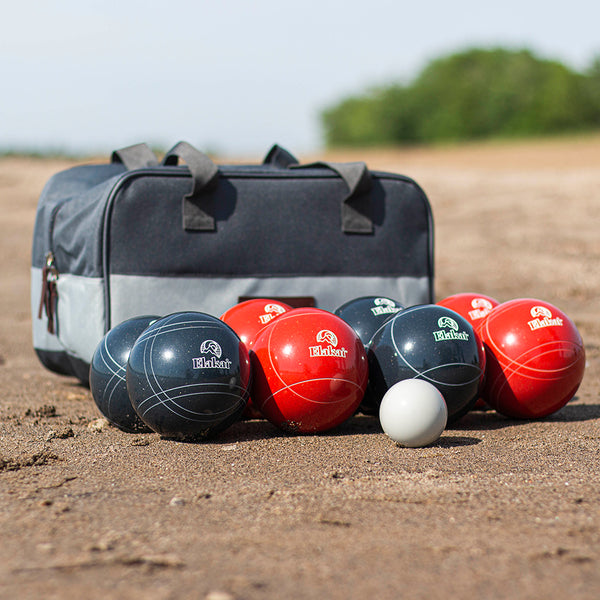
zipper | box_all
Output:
[38,251,59,334]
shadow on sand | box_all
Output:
[158,399,600,445]
[452,397,600,432]
[213,413,384,444]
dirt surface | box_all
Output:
[1,137,599,599]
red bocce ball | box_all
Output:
[437,292,499,407]
[479,298,586,419]
[220,299,292,348]
[221,299,292,419]
[250,308,369,433]
[437,292,499,334]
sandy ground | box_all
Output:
[0,136,599,599]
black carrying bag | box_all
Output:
[31,141,434,383]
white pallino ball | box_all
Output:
[379,379,448,447]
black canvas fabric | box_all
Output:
[105,169,430,277]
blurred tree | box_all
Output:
[584,55,600,126]
[321,48,600,146]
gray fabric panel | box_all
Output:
[33,269,431,364]
[109,274,431,327]
[55,274,106,363]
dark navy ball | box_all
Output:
[89,315,159,433]
[368,304,483,422]
[334,296,404,347]
[334,296,404,415]
[126,312,251,441]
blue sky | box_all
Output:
[1,0,599,156]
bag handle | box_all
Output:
[111,143,159,169]
[162,141,220,231]
[263,144,300,168]
[265,144,373,233]
[292,161,373,234]
[158,140,373,233]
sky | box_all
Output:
[1,0,599,157]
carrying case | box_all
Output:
[31,141,434,383]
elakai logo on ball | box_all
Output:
[468,298,494,321]
[309,330,348,358]
[192,340,233,369]
[433,316,470,342]
[258,303,287,325]
[528,306,564,331]
[371,298,401,316]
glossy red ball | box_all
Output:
[221,299,292,419]
[220,299,292,349]
[250,308,368,433]
[437,293,499,407]
[437,293,499,334]
[480,298,585,418]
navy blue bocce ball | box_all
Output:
[368,304,483,422]
[89,315,159,433]
[334,296,404,415]
[126,312,251,441]
[334,296,404,347]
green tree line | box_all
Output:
[321,48,600,146]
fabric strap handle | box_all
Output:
[156,141,372,233]
[291,161,373,234]
[162,141,220,231]
[111,143,159,169]
[263,144,300,168]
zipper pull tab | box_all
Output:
[38,252,59,334]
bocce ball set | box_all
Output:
[88,294,586,447]
[30,141,585,447]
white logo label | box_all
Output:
[467,298,494,321]
[192,340,232,369]
[531,306,552,319]
[528,306,563,331]
[200,340,222,358]
[316,330,338,346]
[258,303,288,325]
[371,297,401,317]
[438,316,459,331]
[309,330,348,358]
[433,316,469,342]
